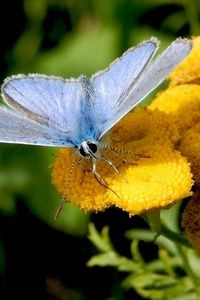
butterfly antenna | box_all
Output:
[54,150,79,220]
[100,142,150,158]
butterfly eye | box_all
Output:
[88,142,98,153]
[79,141,98,157]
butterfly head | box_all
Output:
[78,140,100,160]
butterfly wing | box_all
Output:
[0,106,71,146]
[1,75,84,146]
[91,38,158,137]
[92,38,192,138]
[1,38,192,147]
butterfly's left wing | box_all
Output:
[92,38,192,138]
[0,106,70,146]
[1,75,85,146]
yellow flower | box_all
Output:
[149,84,200,135]
[149,37,200,190]
[179,124,200,186]
[51,109,192,214]
[182,193,200,254]
[149,84,200,188]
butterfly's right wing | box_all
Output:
[0,106,71,146]
[92,38,192,138]
[91,38,159,136]
[112,38,192,126]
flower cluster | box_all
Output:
[52,38,200,220]
[168,37,200,253]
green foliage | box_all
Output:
[87,221,200,299]
[0,0,200,298]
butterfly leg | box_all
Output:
[91,158,120,198]
[91,157,106,186]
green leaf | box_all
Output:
[87,251,120,267]
[87,223,113,252]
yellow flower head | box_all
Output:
[179,123,200,186]
[182,193,200,254]
[51,109,192,214]
[162,37,200,253]
[149,84,200,134]
[150,37,200,190]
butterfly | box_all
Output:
[0,37,192,175]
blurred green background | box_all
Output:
[0,0,199,299]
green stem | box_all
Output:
[160,225,190,248]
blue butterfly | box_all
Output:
[0,38,192,168]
